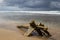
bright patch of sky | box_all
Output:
[0,0,3,3]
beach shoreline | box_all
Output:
[0,19,60,40]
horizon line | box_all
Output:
[0,11,60,14]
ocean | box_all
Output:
[0,12,60,27]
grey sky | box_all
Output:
[0,0,60,11]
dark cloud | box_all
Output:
[50,1,60,8]
[0,6,21,11]
[2,0,60,11]
[50,1,60,10]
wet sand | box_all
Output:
[0,19,60,40]
[0,19,48,40]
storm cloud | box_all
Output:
[0,0,60,11]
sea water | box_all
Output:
[0,12,60,27]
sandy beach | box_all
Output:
[0,19,60,40]
[0,20,48,40]
[0,13,60,40]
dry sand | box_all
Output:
[0,19,60,40]
[0,28,49,40]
